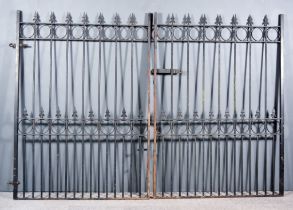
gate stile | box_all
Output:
[12,11,284,199]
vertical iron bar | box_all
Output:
[201,17,206,196]
[113,18,118,198]
[153,12,158,198]
[64,15,71,198]
[278,14,284,196]
[170,16,174,197]
[13,10,22,200]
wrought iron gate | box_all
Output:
[12,11,284,199]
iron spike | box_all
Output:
[215,15,223,25]
[255,110,261,118]
[199,14,207,25]
[160,110,166,120]
[169,14,176,24]
[231,14,238,25]
[88,110,94,118]
[114,13,121,25]
[39,107,45,118]
[193,111,199,120]
[56,107,61,118]
[98,13,105,24]
[49,12,57,23]
[23,108,28,119]
[72,107,78,118]
[105,109,110,120]
[65,13,73,24]
[129,13,137,25]
[247,15,253,26]
[209,111,214,119]
[271,108,276,118]
[263,15,269,26]
[33,12,41,23]
[138,110,143,119]
[224,110,230,118]
[82,13,89,24]
[121,108,127,119]
[186,14,191,24]
[240,110,246,118]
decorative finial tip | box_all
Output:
[263,15,269,26]
[215,15,223,25]
[247,15,253,26]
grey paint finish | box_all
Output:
[0,0,292,192]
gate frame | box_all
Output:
[11,11,285,199]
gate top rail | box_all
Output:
[19,12,280,43]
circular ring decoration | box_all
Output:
[88,26,100,39]
[236,27,248,41]
[72,26,84,39]
[21,25,35,38]
[135,27,148,40]
[189,27,200,41]
[55,26,68,39]
[251,27,264,41]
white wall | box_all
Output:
[0,0,292,191]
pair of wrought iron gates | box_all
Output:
[12,10,284,199]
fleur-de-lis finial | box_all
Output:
[247,15,253,26]
[105,109,110,120]
[33,12,40,23]
[114,13,121,25]
[193,111,199,120]
[231,14,238,26]
[255,110,261,118]
[56,107,61,118]
[23,108,28,119]
[49,12,57,24]
[98,13,105,24]
[169,14,176,25]
[183,14,191,25]
[82,13,89,24]
[263,15,269,26]
[121,108,127,120]
[72,107,78,119]
[39,107,45,118]
[65,13,73,24]
[209,111,214,119]
[88,110,94,119]
[215,15,223,25]
[160,110,166,120]
[199,14,207,25]
[177,110,183,119]
[129,13,136,25]
[240,110,246,118]
[225,110,230,118]
[271,108,276,118]
[138,110,143,119]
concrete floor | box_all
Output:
[1,192,293,210]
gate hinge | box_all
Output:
[9,43,31,49]
[8,181,20,186]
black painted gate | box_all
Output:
[12,11,284,199]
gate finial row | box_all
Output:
[30,13,270,26]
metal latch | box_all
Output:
[151,69,182,75]
[8,181,20,186]
[9,43,31,49]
